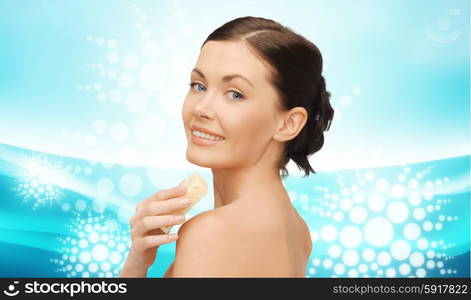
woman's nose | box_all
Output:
[193,93,216,119]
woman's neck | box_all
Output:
[211,165,287,209]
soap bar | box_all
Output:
[160,173,208,233]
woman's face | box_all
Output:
[182,40,283,170]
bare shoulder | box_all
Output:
[176,209,228,254]
[170,207,278,277]
[171,210,235,277]
[163,211,222,278]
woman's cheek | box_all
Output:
[181,97,191,124]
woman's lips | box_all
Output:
[190,131,225,146]
[190,125,225,139]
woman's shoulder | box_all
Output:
[171,207,277,276]
[176,209,227,245]
[176,205,262,241]
[176,203,281,253]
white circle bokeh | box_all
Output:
[349,206,368,224]
[342,249,359,266]
[328,245,342,258]
[409,252,425,267]
[377,251,391,266]
[399,263,411,275]
[403,223,421,240]
[362,248,376,262]
[390,240,411,261]
[387,201,409,223]
[364,217,394,247]
[339,226,362,248]
[320,225,338,242]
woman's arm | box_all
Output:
[120,249,151,277]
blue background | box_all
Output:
[0,0,469,278]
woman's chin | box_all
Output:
[185,151,215,168]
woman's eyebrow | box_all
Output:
[192,68,254,88]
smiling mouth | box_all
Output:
[190,129,225,141]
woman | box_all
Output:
[120,16,334,277]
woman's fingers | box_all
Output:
[129,197,191,227]
[124,185,190,269]
[137,186,187,212]
[132,215,186,238]
[133,234,179,253]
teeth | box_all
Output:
[192,130,224,141]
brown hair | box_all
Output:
[201,16,334,179]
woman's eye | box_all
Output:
[228,90,244,101]
[188,82,205,92]
[188,82,245,102]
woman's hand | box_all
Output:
[123,185,191,272]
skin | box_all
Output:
[120,39,313,278]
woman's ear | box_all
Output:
[273,107,308,142]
